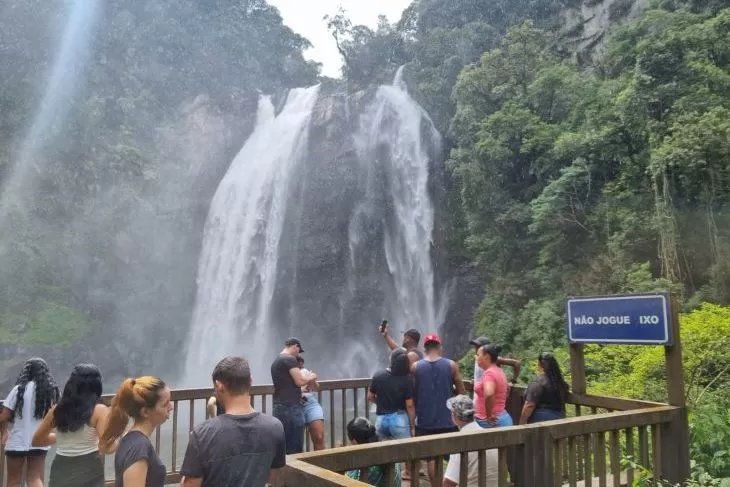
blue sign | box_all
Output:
[566,293,672,345]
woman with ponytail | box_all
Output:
[33,363,109,487]
[100,377,172,487]
[474,345,514,428]
[0,357,59,487]
[344,417,401,487]
[519,353,569,424]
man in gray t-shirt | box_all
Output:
[181,357,285,487]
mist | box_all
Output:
[0,0,457,390]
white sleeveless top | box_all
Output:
[55,423,99,456]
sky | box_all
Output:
[268,0,413,78]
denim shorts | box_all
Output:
[302,394,324,424]
[476,410,513,428]
[375,411,411,440]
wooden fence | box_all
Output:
[0,379,687,487]
[282,387,683,487]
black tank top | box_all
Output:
[411,347,424,360]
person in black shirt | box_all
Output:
[271,337,316,454]
[368,349,415,440]
[519,352,569,424]
[369,348,416,480]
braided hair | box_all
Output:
[13,357,59,420]
[538,353,569,404]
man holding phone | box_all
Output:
[380,322,424,365]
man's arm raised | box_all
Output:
[496,357,521,383]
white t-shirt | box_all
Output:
[3,382,50,452]
[444,422,498,486]
[300,368,313,396]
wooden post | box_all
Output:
[660,295,691,483]
[570,344,587,394]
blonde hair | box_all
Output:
[100,376,166,450]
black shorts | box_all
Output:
[5,449,48,458]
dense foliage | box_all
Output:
[329,0,729,480]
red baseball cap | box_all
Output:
[424,334,441,345]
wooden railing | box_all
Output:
[285,405,680,487]
[0,379,686,487]
[280,387,685,487]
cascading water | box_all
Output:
[350,67,445,337]
[184,86,321,384]
[183,68,447,385]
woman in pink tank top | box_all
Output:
[473,345,514,428]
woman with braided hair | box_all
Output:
[0,357,59,487]
[519,352,570,424]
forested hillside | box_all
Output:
[330,0,730,480]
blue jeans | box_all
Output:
[273,402,305,454]
[476,411,513,428]
[375,411,411,440]
[529,408,565,423]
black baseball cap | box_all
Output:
[285,337,304,353]
[469,336,490,347]
[403,328,421,343]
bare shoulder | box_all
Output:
[92,403,109,421]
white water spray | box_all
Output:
[351,66,445,335]
[184,86,321,384]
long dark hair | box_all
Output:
[389,348,410,376]
[347,417,378,444]
[539,353,569,403]
[54,364,103,433]
[12,357,59,420]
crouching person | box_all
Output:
[443,395,499,487]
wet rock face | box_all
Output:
[561,0,648,61]
[265,86,484,376]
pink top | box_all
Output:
[474,365,509,419]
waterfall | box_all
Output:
[183,68,446,385]
[350,67,444,338]
[184,86,320,384]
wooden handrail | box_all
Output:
[291,406,678,472]
[548,406,678,439]
[294,424,536,471]
[0,377,681,486]
[97,378,373,403]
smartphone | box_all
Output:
[380,320,388,333]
